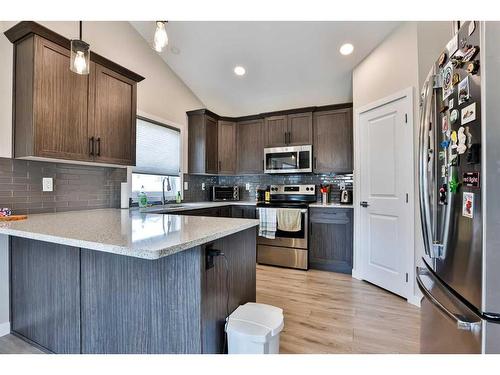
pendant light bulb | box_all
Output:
[73,51,87,74]
[70,21,90,75]
[153,21,168,53]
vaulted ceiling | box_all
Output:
[131,21,399,117]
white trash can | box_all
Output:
[225,302,284,354]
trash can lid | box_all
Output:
[225,303,284,342]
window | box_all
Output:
[131,117,181,204]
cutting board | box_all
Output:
[0,215,28,221]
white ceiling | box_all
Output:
[131,21,399,117]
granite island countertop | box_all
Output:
[0,208,258,260]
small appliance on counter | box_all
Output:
[211,185,239,201]
[340,189,352,204]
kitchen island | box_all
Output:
[0,209,259,354]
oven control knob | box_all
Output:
[306,187,310,191]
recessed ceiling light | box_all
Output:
[234,66,246,76]
[339,43,354,56]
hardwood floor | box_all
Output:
[0,265,420,354]
[256,265,420,354]
[0,334,44,354]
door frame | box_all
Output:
[352,87,417,305]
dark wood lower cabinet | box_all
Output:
[9,228,256,354]
[10,237,81,354]
[231,205,257,219]
[309,208,353,274]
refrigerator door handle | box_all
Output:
[418,77,435,258]
[416,267,482,333]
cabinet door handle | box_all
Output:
[360,201,370,208]
[89,137,95,156]
[96,137,101,157]
[314,156,317,170]
[287,132,291,144]
[284,132,287,144]
[218,160,221,172]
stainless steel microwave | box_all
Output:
[264,145,312,174]
[211,185,239,201]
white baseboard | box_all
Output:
[0,321,10,337]
[351,269,363,280]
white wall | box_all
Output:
[0,21,204,335]
[352,21,451,303]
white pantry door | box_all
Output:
[358,92,413,298]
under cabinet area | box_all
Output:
[5,22,144,166]
[309,207,353,274]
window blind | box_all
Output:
[133,117,180,176]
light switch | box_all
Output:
[42,178,53,192]
[184,181,189,190]
[202,183,206,191]
[245,183,250,191]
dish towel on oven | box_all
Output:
[258,207,277,239]
[277,208,302,232]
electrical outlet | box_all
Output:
[202,182,206,191]
[184,181,189,190]
[42,177,53,192]
[245,183,250,191]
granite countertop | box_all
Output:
[0,208,258,260]
[309,202,354,209]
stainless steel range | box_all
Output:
[256,184,316,270]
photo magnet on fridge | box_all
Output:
[462,192,474,218]
[458,76,470,105]
[442,61,454,100]
[449,98,454,109]
[461,102,476,124]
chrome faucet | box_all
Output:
[162,176,172,205]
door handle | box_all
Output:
[96,137,101,157]
[287,132,290,144]
[360,201,369,207]
[218,160,221,172]
[314,156,317,170]
[89,137,95,156]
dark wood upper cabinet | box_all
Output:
[187,103,351,175]
[5,22,144,166]
[217,120,236,175]
[264,115,288,147]
[187,113,218,174]
[236,119,264,174]
[92,64,137,165]
[264,112,312,147]
[287,112,312,145]
[313,108,353,173]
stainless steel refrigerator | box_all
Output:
[417,21,500,354]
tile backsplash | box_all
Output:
[0,158,126,215]
[183,173,353,203]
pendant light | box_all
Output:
[153,21,168,53]
[70,21,90,75]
